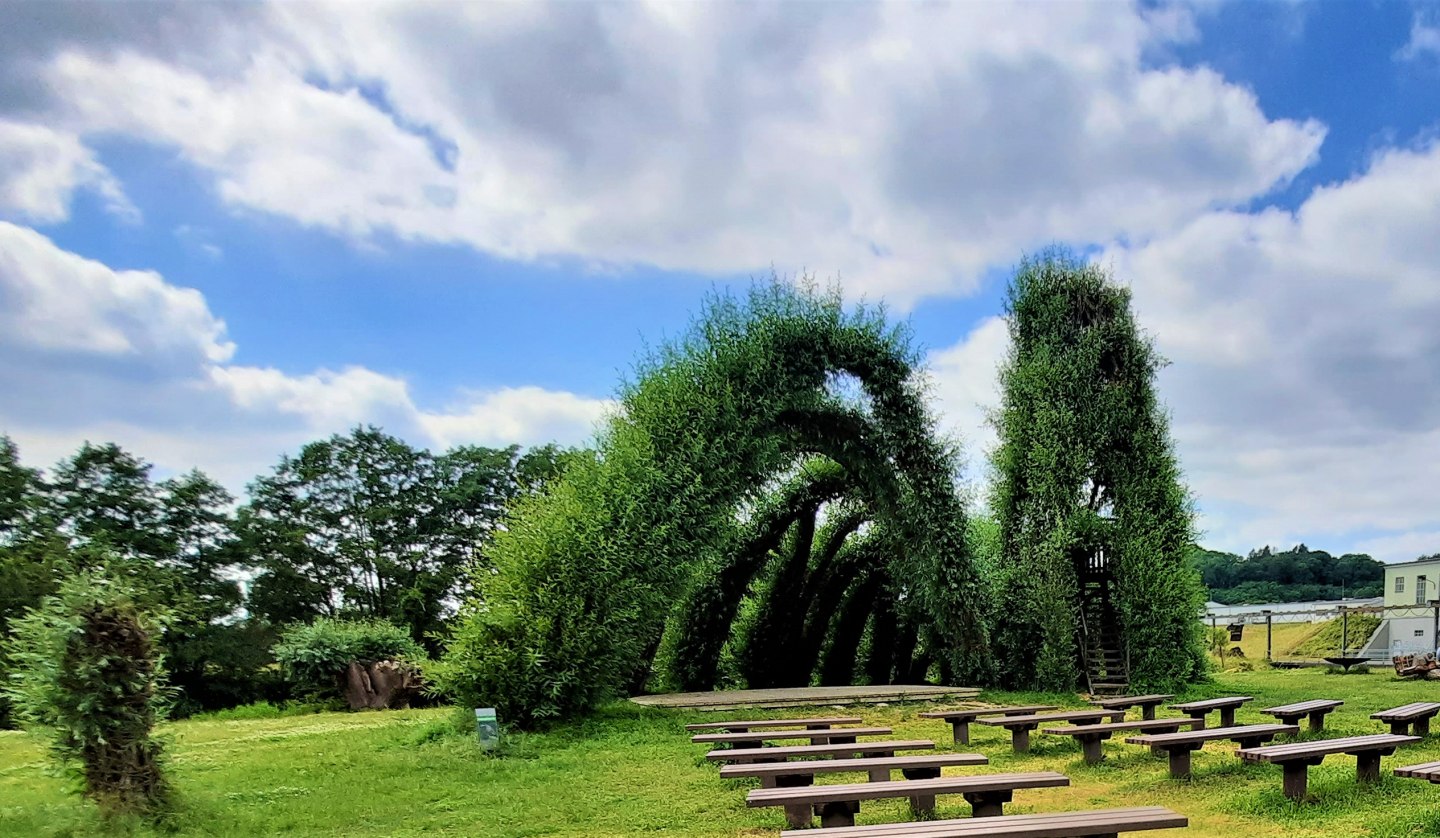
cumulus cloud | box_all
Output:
[926,315,1009,471]
[3,0,1321,303]
[1103,140,1440,561]
[0,121,134,223]
[0,223,611,489]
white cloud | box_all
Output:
[1397,16,1440,63]
[9,1,1322,304]
[1103,140,1440,561]
[926,315,1009,470]
[0,120,135,223]
[0,223,611,490]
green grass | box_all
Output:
[4,669,1440,836]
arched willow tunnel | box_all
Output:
[659,458,937,692]
[437,283,993,726]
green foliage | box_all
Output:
[1192,544,1385,604]
[273,618,425,700]
[2,570,171,819]
[239,426,582,651]
[990,251,1205,692]
[1289,614,1383,658]
[437,282,988,726]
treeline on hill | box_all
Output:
[1190,544,1386,604]
[0,428,580,728]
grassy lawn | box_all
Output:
[3,668,1440,837]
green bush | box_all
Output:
[273,618,425,700]
[2,571,171,820]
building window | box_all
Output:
[1397,576,1406,594]
[1421,575,1429,605]
[1418,630,1427,638]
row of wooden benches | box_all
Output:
[688,715,1189,837]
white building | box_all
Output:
[1359,556,1440,660]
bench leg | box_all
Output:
[901,767,942,781]
[1389,721,1410,736]
[909,794,937,817]
[1079,833,1120,838]
[1307,712,1325,733]
[1141,705,1157,721]
[734,738,763,750]
[1281,762,1310,800]
[951,719,970,746]
[1012,726,1032,754]
[775,774,814,829]
[828,735,857,747]
[1219,707,1237,728]
[1081,735,1105,765]
[1356,752,1382,784]
[816,801,859,829]
[1416,717,1432,737]
[806,724,831,730]
[963,790,1013,817]
[1188,712,1207,730]
[867,767,889,782]
[1167,747,1194,780]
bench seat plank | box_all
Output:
[1168,696,1252,728]
[1041,718,1198,765]
[1126,723,1298,778]
[779,806,1188,837]
[1237,733,1418,762]
[1259,699,1342,732]
[750,771,1069,828]
[686,716,862,731]
[707,739,934,763]
[977,710,1120,754]
[720,752,988,784]
[693,726,892,744]
[1092,694,1175,720]
[1238,733,1421,800]
[1372,702,1440,736]
[921,705,1059,745]
[1396,760,1440,782]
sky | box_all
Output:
[1,0,1438,562]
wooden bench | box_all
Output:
[1126,723,1298,778]
[1395,760,1440,783]
[748,771,1069,829]
[1168,696,1252,729]
[693,726,892,749]
[1237,733,1420,800]
[721,752,989,786]
[706,739,935,764]
[919,705,1059,745]
[1258,699,1342,732]
[1372,702,1440,736]
[686,716,862,732]
[977,709,1123,753]
[1091,694,1175,721]
[1041,718,1199,765]
[779,806,1189,837]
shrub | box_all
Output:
[273,618,425,701]
[3,571,171,820]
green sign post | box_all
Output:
[475,707,499,751]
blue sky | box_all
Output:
[1,0,1438,562]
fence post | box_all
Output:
[1263,610,1273,661]
[1340,606,1349,657]
[1211,615,1219,659]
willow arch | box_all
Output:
[438,283,991,726]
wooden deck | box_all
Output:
[631,684,979,711]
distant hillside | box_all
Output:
[1190,544,1385,605]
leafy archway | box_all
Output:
[437,283,990,726]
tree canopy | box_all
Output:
[1192,544,1385,604]
[989,252,1205,692]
